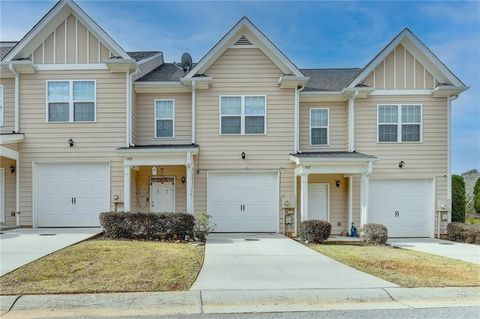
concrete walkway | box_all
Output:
[388,238,480,264]
[191,233,397,290]
[0,227,101,276]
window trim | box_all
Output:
[219,95,267,136]
[377,104,423,143]
[0,85,4,127]
[45,80,97,123]
[309,107,330,147]
[154,99,175,139]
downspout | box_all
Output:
[9,64,20,226]
[447,94,458,223]
[294,84,305,153]
[125,72,130,147]
[192,80,196,144]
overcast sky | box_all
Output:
[1,0,479,174]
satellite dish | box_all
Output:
[181,53,193,72]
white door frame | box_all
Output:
[32,161,111,228]
[206,170,280,233]
[0,168,5,223]
[150,176,176,212]
[307,182,330,222]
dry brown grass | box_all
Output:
[310,244,480,287]
[0,239,204,295]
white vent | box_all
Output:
[234,36,252,46]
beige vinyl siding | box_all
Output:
[0,78,15,133]
[31,13,111,64]
[134,92,192,145]
[194,48,296,229]
[131,89,137,144]
[353,95,448,231]
[132,166,186,213]
[17,70,127,226]
[300,101,348,151]
[362,44,438,90]
[1,157,16,225]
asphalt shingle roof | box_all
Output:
[127,51,161,62]
[136,63,199,82]
[0,42,18,60]
[301,68,362,91]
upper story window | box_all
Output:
[0,85,3,126]
[220,95,266,135]
[310,108,329,145]
[378,104,422,143]
[47,80,96,122]
[155,99,175,138]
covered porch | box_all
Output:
[115,145,198,214]
[291,152,376,235]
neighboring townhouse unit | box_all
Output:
[0,0,467,237]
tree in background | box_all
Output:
[452,175,466,222]
[474,178,480,214]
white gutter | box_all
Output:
[348,90,358,152]
[192,80,196,144]
[9,64,19,133]
[294,84,305,153]
[447,94,458,222]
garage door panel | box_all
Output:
[368,179,431,237]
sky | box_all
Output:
[1,0,479,174]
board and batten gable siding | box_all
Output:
[361,44,437,89]
[17,70,127,226]
[194,48,296,227]
[353,94,448,230]
[0,78,15,133]
[30,13,112,64]
[299,101,348,152]
[134,92,192,145]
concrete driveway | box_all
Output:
[191,233,397,290]
[389,238,480,264]
[0,227,101,276]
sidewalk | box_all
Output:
[1,287,479,318]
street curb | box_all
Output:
[1,287,479,318]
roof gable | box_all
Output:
[348,28,465,88]
[184,17,304,78]
[3,0,130,62]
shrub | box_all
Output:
[99,212,195,241]
[452,175,466,222]
[194,212,216,242]
[299,220,332,243]
[360,223,388,245]
[465,227,480,245]
[474,178,480,214]
[447,222,467,242]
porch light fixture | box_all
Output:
[398,160,405,168]
[335,180,341,188]
[181,176,186,184]
[152,166,157,176]
[68,138,74,148]
[241,152,246,160]
[9,165,16,174]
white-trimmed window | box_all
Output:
[0,85,4,126]
[47,80,96,122]
[310,108,329,145]
[155,99,175,138]
[378,104,422,143]
[220,95,266,135]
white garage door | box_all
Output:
[36,163,110,227]
[207,171,278,232]
[368,179,432,237]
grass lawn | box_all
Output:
[309,244,480,287]
[0,239,204,295]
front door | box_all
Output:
[150,177,175,212]
[307,183,329,221]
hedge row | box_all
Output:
[447,222,480,245]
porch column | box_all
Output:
[16,157,20,226]
[348,176,353,233]
[360,173,369,226]
[300,173,309,221]
[124,165,131,212]
[186,152,194,214]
